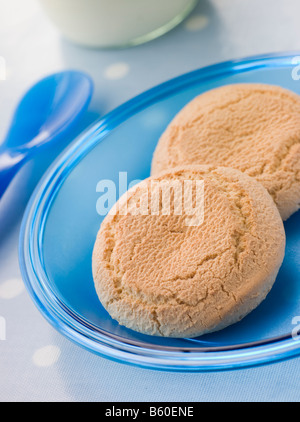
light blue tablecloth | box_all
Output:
[1,0,300,402]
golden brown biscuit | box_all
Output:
[151,83,300,220]
[92,165,285,338]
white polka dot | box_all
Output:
[32,345,61,367]
[104,62,130,80]
[141,108,169,128]
[185,14,209,31]
[0,278,24,299]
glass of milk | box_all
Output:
[38,0,199,48]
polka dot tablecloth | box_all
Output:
[104,62,131,80]
[1,0,300,403]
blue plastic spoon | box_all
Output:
[0,70,93,199]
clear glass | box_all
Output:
[38,0,199,48]
[19,52,300,371]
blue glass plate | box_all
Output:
[19,53,300,371]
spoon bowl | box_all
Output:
[0,70,93,199]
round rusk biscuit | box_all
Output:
[92,165,285,338]
[151,83,300,220]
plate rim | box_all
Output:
[19,51,300,371]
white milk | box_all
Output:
[38,0,198,48]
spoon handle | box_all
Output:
[0,151,25,200]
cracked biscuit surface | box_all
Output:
[151,83,300,220]
[92,165,285,338]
